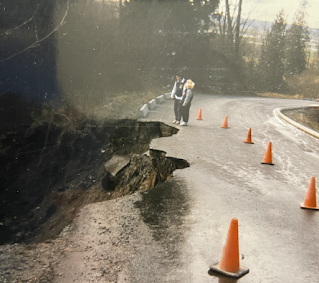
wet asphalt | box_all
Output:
[126,95,319,283]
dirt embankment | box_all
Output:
[0,103,189,244]
[0,99,190,282]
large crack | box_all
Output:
[0,104,189,244]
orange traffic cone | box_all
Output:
[197,108,202,120]
[209,218,249,278]
[261,142,274,165]
[243,128,254,144]
[221,115,229,128]
[300,176,319,210]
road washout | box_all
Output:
[0,103,189,248]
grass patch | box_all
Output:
[256,92,303,100]
[285,69,319,100]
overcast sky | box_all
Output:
[222,0,319,29]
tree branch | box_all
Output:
[34,21,39,42]
[0,4,39,36]
[0,1,69,63]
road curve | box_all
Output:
[130,95,319,283]
[276,106,319,139]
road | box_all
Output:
[127,95,319,282]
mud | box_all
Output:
[0,104,189,245]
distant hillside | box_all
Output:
[244,18,319,35]
[242,18,319,51]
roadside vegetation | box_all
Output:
[56,0,317,104]
[1,0,318,111]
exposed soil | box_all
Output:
[0,87,193,282]
[0,97,192,282]
[281,106,319,133]
[0,103,190,246]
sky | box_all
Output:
[100,0,319,29]
[221,0,319,29]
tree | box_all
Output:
[285,0,310,76]
[234,0,243,56]
[258,11,287,92]
[118,0,220,89]
[315,39,319,68]
[209,0,250,61]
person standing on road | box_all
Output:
[171,74,186,124]
[180,79,195,126]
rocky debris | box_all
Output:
[104,155,131,176]
[113,150,189,196]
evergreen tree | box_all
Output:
[258,11,287,92]
[285,1,309,76]
[316,40,319,68]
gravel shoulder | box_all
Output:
[51,194,144,283]
[0,193,147,283]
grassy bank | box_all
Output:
[63,88,169,121]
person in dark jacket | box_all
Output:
[180,79,195,126]
[171,74,186,124]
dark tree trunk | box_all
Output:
[235,0,242,56]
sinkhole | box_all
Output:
[0,105,189,244]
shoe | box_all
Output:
[180,122,187,126]
[172,120,177,124]
[175,121,180,125]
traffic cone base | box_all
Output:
[261,162,274,165]
[244,140,254,144]
[300,203,319,210]
[209,263,249,279]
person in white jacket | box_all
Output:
[180,79,195,126]
[171,74,187,124]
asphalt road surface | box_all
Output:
[131,95,319,283]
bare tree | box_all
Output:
[0,4,39,36]
[225,0,233,44]
[211,0,245,58]
[234,0,242,56]
[0,1,69,63]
